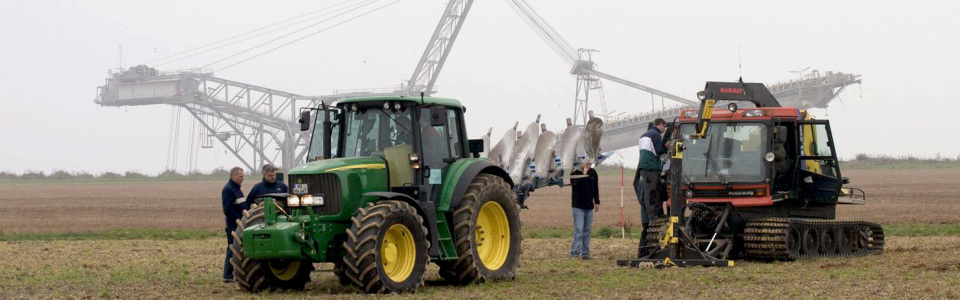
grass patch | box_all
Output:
[0,228,220,241]
[525,224,960,240]
[841,160,960,170]
[841,153,960,170]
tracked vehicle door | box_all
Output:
[797,120,842,203]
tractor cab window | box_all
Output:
[680,123,767,183]
[419,108,451,171]
[446,109,462,158]
[341,105,413,158]
[306,108,340,161]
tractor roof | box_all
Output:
[339,96,463,108]
[702,81,781,108]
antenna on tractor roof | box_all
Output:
[420,92,424,104]
[738,44,742,80]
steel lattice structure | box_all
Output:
[96,68,323,171]
[96,1,860,172]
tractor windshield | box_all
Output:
[679,123,767,183]
[340,106,414,158]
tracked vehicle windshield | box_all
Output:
[680,123,767,183]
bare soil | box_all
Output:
[1,169,958,234]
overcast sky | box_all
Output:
[2,0,958,174]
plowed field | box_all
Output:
[2,169,958,233]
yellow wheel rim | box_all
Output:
[476,201,510,270]
[269,261,301,281]
[381,224,416,282]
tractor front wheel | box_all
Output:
[440,174,522,285]
[341,200,429,293]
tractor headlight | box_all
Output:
[350,104,358,112]
[697,91,707,100]
[287,195,300,207]
[315,195,324,206]
[742,109,764,117]
[727,102,738,112]
[682,110,699,118]
[301,194,314,206]
[766,152,776,162]
[383,102,390,110]
[393,102,402,111]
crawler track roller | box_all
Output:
[743,218,883,260]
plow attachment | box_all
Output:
[483,115,611,208]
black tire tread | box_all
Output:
[341,201,429,293]
[439,174,522,285]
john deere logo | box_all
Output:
[296,178,302,184]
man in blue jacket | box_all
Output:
[634,118,668,257]
[221,167,246,282]
[246,164,288,205]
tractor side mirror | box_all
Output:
[299,110,311,131]
[468,139,484,158]
[429,106,447,127]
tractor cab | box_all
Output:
[300,96,472,201]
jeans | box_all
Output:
[224,227,236,280]
[571,207,594,257]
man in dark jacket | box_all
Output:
[221,167,246,282]
[634,118,668,257]
[570,161,599,260]
[246,164,288,205]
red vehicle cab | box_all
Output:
[667,106,806,208]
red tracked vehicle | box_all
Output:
[619,81,883,267]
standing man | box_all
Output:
[221,167,246,283]
[246,164,288,205]
[634,118,668,257]
[570,160,600,260]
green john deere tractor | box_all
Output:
[229,96,522,293]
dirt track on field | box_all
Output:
[1,169,959,233]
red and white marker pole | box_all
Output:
[620,166,625,239]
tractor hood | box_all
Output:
[289,156,387,175]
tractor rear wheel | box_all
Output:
[440,174,522,285]
[341,201,429,293]
[230,203,313,292]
